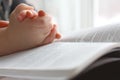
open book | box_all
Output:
[0,42,120,80]
[60,23,120,42]
[0,24,120,80]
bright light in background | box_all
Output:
[25,0,120,33]
[27,0,94,35]
[42,0,82,34]
[42,0,94,34]
[94,0,120,27]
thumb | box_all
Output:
[0,20,9,28]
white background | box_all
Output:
[26,0,120,34]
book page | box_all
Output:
[60,24,120,42]
[0,77,30,80]
[0,42,118,79]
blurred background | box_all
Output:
[26,0,120,34]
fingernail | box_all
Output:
[56,33,61,39]
[38,10,46,17]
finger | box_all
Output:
[53,24,61,39]
[15,3,34,14]
[31,10,38,18]
[42,26,57,45]
[26,10,38,18]
[56,33,61,39]
[27,10,38,19]
[26,10,33,18]
[16,3,34,11]
[17,10,27,21]
[38,10,46,17]
[0,20,9,28]
[17,10,38,21]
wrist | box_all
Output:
[0,28,11,56]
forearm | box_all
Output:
[0,29,7,55]
[0,28,13,56]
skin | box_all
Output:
[0,3,61,56]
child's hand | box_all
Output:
[17,9,38,22]
[1,3,61,54]
[16,4,61,45]
[42,24,61,45]
[0,20,61,45]
[0,3,61,56]
[0,9,61,46]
